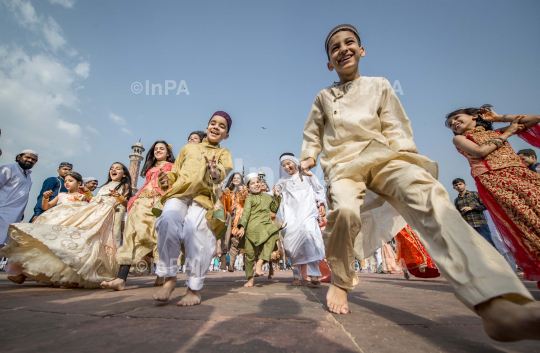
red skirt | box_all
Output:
[395,226,440,278]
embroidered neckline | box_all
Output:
[462,126,485,135]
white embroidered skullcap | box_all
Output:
[244,172,259,186]
[20,149,38,158]
[83,177,98,183]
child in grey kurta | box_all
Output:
[236,173,281,287]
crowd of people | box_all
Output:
[1,23,540,342]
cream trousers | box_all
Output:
[324,159,533,310]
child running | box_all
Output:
[297,23,540,342]
[275,153,326,286]
[101,141,175,290]
[0,164,132,288]
[152,111,233,306]
[446,105,540,287]
[236,173,281,287]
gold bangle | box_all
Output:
[115,195,126,203]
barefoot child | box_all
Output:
[101,141,175,291]
[152,111,233,306]
[236,173,281,287]
[298,24,540,341]
[0,165,131,288]
[446,105,540,287]
[275,153,326,286]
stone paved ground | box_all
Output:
[1,271,539,353]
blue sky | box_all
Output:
[1,0,540,220]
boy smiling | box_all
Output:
[298,24,540,342]
[153,111,233,306]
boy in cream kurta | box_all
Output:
[298,24,540,342]
[153,111,233,306]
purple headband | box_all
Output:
[212,111,232,132]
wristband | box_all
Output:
[115,195,126,203]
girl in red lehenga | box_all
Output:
[395,225,440,279]
[446,105,540,288]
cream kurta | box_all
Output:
[300,76,533,311]
[300,76,437,184]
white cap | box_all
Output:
[20,149,38,158]
[83,177,98,183]
[244,172,259,186]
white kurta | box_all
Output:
[276,173,325,265]
[0,163,33,245]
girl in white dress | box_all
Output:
[275,153,326,286]
[0,163,132,288]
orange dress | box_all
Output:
[458,127,540,281]
[395,226,440,278]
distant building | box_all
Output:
[129,140,145,194]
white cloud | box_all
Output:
[109,112,127,125]
[49,0,75,8]
[42,16,66,52]
[74,61,89,79]
[5,0,40,28]
[56,119,81,136]
[5,0,75,54]
[120,127,132,135]
[85,125,99,135]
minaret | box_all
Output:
[258,169,266,183]
[129,140,145,194]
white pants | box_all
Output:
[155,198,216,291]
[292,261,321,280]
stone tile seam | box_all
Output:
[303,287,365,353]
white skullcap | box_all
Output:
[83,177,98,183]
[244,172,259,186]
[20,149,38,158]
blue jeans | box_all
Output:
[473,225,497,248]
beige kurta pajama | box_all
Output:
[300,76,533,310]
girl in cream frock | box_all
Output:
[0,163,132,288]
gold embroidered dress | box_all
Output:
[116,162,173,266]
[458,127,540,281]
[0,182,123,288]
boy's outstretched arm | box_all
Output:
[378,78,418,154]
[300,95,325,166]
[158,147,184,190]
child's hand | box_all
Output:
[43,190,54,199]
[235,227,245,239]
[79,186,89,193]
[108,189,121,198]
[273,185,279,198]
[460,206,472,213]
[158,167,170,188]
[219,179,227,188]
[318,204,326,217]
[205,155,220,180]
[298,158,314,181]
[506,115,526,136]
[478,107,502,122]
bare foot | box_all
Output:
[310,277,321,286]
[327,284,349,315]
[244,277,255,287]
[154,276,164,287]
[403,271,410,280]
[7,274,26,284]
[292,278,303,286]
[152,276,177,302]
[100,278,126,291]
[177,288,201,306]
[60,283,78,289]
[477,297,540,342]
[255,259,264,277]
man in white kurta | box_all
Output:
[0,150,38,245]
[276,154,326,284]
